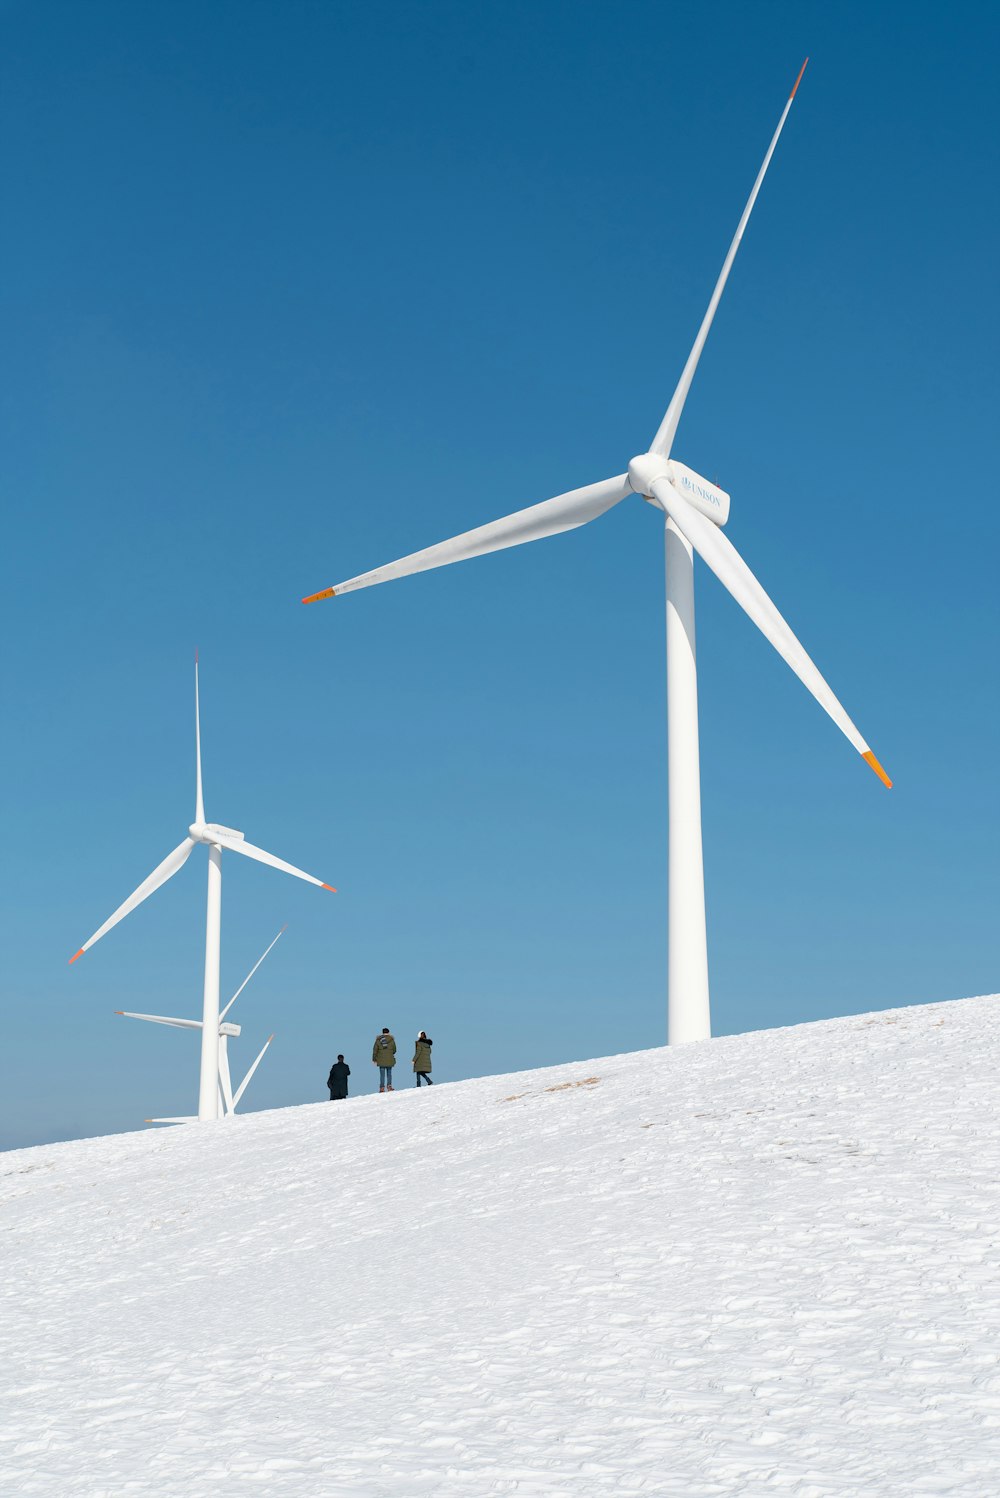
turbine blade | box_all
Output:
[302,474,632,601]
[652,477,891,787]
[146,1117,197,1125]
[194,652,205,825]
[219,1034,234,1114]
[650,60,808,460]
[70,838,197,962]
[115,1010,202,1030]
[231,1034,274,1111]
[219,925,287,1021]
[213,831,336,891]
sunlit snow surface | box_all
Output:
[4,996,1000,1496]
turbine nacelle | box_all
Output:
[189,821,245,845]
[628,455,731,526]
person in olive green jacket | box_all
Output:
[412,1031,433,1086]
[372,1028,397,1092]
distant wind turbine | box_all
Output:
[71,661,335,1119]
[116,925,286,1124]
[301,60,890,1045]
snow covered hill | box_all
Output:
[4,996,1000,1497]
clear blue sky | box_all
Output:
[2,0,997,1149]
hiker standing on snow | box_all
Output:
[413,1031,433,1086]
[372,1027,397,1092]
[327,1054,350,1101]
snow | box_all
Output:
[3,996,1000,1496]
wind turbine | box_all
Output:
[301,61,891,1045]
[115,925,286,1124]
[71,661,336,1118]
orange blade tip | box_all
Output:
[302,587,336,605]
[113,1010,124,1015]
[790,57,809,99]
[69,948,84,965]
[862,750,892,789]
[322,883,337,892]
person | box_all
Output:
[372,1027,397,1092]
[327,1054,350,1101]
[412,1031,433,1085]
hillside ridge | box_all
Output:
[3,993,999,1496]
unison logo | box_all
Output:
[681,475,720,507]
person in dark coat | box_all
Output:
[412,1031,433,1086]
[327,1055,350,1100]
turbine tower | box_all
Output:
[301,61,891,1045]
[71,662,335,1118]
[115,925,286,1123]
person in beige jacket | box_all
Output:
[372,1028,397,1092]
[412,1031,433,1086]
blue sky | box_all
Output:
[2,0,997,1149]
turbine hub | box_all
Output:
[627,453,672,502]
[628,455,732,526]
[189,821,245,844]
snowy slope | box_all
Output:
[3,997,1000,1497]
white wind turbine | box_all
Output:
[71,661,336,1118]
[115,925,286,1124]
[302,61,891,1045]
